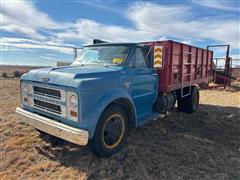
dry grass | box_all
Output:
[0,78,240,179]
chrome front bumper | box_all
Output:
[15,107,89,145]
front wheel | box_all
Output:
[88,104,129,157]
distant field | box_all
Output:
[0,65,47,77]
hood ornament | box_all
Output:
[42,77,49,82]
[42,66,68,82]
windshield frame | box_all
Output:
[73,44,136,66]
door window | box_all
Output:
[134,47,151,68]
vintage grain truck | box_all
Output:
[16,40,213,157]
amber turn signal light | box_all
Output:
[24,97,28,102]
[70,110,77,117]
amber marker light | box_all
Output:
[70,110,77,117]
[24,97,28,102]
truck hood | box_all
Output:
[21,65,124,89]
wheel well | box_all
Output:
[108,98,136,128]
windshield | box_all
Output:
[72,45,130,65]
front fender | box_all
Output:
[79,88,136,138]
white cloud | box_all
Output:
[45,53,58,57]
[1,0,239,57]
[39,55,57,60]
[1,37,40,44]
[79,1,123,14]
[56,19,154,44]
[1,37,73,54]
[54,2,239,49]
[1,0,59,39]
[231,54,240,59]
[127,2,240,49]
[192,0,239,12]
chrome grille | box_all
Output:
[34,99,61,114]
[33,86,61,99]
[31,85,66,117]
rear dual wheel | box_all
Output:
[88,105,129,157]
[177,86,199,113]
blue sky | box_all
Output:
[1,0,239,66]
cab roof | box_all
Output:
[85,42,138,47]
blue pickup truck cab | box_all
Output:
[16,41,200,157]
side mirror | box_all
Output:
[73,48,78,59]
[153,46,163,68]
[73,48,83,60]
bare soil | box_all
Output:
[0,79,240,180]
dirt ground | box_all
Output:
[0,78,240,180]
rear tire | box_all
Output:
[88,104,129,157]
[177,86,199,113]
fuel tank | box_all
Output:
[154,92,176,113]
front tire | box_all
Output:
[88,104,129,157]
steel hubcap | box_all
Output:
[103,114,124,148]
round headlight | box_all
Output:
[70,94,77,107]
[23,85,28,94]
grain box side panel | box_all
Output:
[150,40,213,93]
[172,42,181,84]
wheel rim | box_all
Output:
[192,92,199,109]
[102,114,125,149]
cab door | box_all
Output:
[130,46,158,122]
